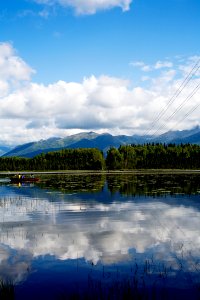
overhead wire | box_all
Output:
[165,81,200,122]
[149,80,200,137]
[166,85,200,133]
[144,57,200,136]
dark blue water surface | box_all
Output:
[0,173,200,299]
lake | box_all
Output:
[0,173,200,299]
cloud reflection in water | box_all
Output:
[0,184,200,284]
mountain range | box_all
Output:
[0,145,13,157]
[2,126,200,158]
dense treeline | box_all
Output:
[0,148,105,171]
[106,144,200,169]
[1,144,200,171]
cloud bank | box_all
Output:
[35,0,132,15]
[0,42,200,145]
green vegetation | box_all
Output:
[1,143,200,171]
[0,148,105,171]
[38,174,106,193]
[106,143,200,170]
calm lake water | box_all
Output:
[0,173,200,299]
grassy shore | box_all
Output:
[1,169,200,176]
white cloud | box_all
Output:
[35,0,132,14]
[38,9,50,18]
[0,75,155,143]
[131,60,174,72]
[0,42,35,97]
[130,61,152,72]
[154,60,173,69]
[130,61,145,67]
[141,65,151,72]
[0,80,9,97]
[0,43,34,82]
[0,42,200,145]
[179,55,200,77]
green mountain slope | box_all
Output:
[2,127,200,158]
[3,132,99,158]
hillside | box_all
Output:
[0,145,12,156]
[153,127,200,143]
[2,127,200,158]
[3,132,99,158]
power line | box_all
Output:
[150,61,200,130]
[145,58,200,136]
[167,86,200,133]
[165,81,200,122]
[150,81,200,137]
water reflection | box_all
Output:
[0,174,200,298]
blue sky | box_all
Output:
[0,0,200,145]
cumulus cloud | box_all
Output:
[0,67,155,143]
[0,42,35,97]
[0,43,34,82]
[0,42,200,145]
[34,0,132,15]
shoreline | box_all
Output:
[1,169,200,176]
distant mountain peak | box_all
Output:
[2,127,200,158]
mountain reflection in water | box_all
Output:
[0,173,200,299]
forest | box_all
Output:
[0,143,200,171]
